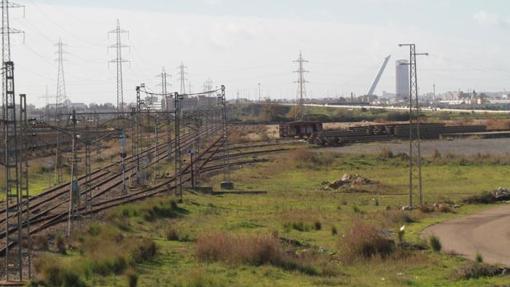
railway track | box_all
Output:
[0,126,216,220]
[0,128,295,256]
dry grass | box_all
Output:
[196,232,282,265]
[195,232,335,276]
[338,219,395,263]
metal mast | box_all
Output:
[294,51,308,120]
[177,62,187,95]
[219,85,231,185]
[1,0,26,282]
[108,19,129,113]
[174,92,183,200]
[399,43,428,208]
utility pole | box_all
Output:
[19,93,32,280]
[108,19,129,113]
[294,51,308,120]
[2,0,26,282]
[399,43,428,208]
[219,85,233,190]
[67,109,78,237]
[174,92,183,200]
[177,62,187,95]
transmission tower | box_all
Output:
[177,62,187,95]
[157,67,170,109]
[1,0,29,282]
[55,38,67,115]
[108,19,129,113]
[399,43,428,208]
[294,51,308,120]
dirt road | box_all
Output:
[423,205,510,266]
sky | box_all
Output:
[8,0,510,106]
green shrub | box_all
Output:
[88,223,102,236]
[91,256,128,275]
[166,227,180,241]
[127,271,139,287]
[283,221,312,232]
[463,191,496,204]
[55,234,67,255]
[131,239,157,263]
[429,236,442,252]
[33,256,86,287]
[476,253,484,263]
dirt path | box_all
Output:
[422,204,510,266]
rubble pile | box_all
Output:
[493,187,510,201]
[322,174,377,190]
[463,187,510,204]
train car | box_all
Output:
[279,121,323,139]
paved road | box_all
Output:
[423,205,510,266]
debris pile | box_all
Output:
[322,174,377,190]
[463,187,510,204]
[493,187,510,201]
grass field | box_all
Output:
[29,145,510,287]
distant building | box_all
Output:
[395,59,409,102]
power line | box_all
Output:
[108,19,129,113]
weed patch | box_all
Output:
[338,220,395,263]
[196,232,333,276]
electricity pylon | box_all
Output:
[109,19,129,113]
[294,51,308,120]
